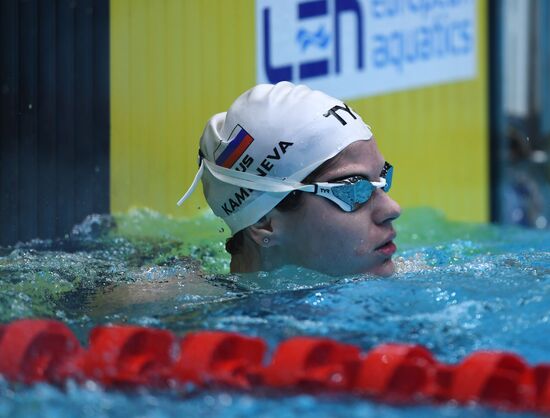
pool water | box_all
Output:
[0,208,549,417]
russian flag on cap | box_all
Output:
[215,125,254,168]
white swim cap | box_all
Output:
[177,81,373,233]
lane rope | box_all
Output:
[0,319,549,414]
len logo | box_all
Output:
[262,0,364,83]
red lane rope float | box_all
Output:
[451,351,529,408]
[174,331,266,389]
[262,337,361,391]
[1,319,549,414]
[355,343,436,401]
[82,325,176,388]
[0,319,82,385]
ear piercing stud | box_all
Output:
[263,237,270,244]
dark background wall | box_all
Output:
[492,0,550,228]
[0,0,110,246]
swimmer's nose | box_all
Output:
[372,189,401,225]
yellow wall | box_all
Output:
[110,0,488,222]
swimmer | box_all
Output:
[178,82,401,277]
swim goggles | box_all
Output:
[177,158,393,212]
[307,162,393,211]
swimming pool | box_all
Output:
[0,208,549,417]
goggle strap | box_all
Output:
[177,159,205,206]
[178,159,388,207]
[178,159,315,207]
[370,178,387,189]
[203,159,314,192]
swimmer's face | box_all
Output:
[271,139,401,276]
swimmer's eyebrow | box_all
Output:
[324,163,386,183]
[325,173,368,182]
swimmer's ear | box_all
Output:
[247,213,280,248]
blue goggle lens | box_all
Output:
[329,162,393,211]
[331,179,375,210]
